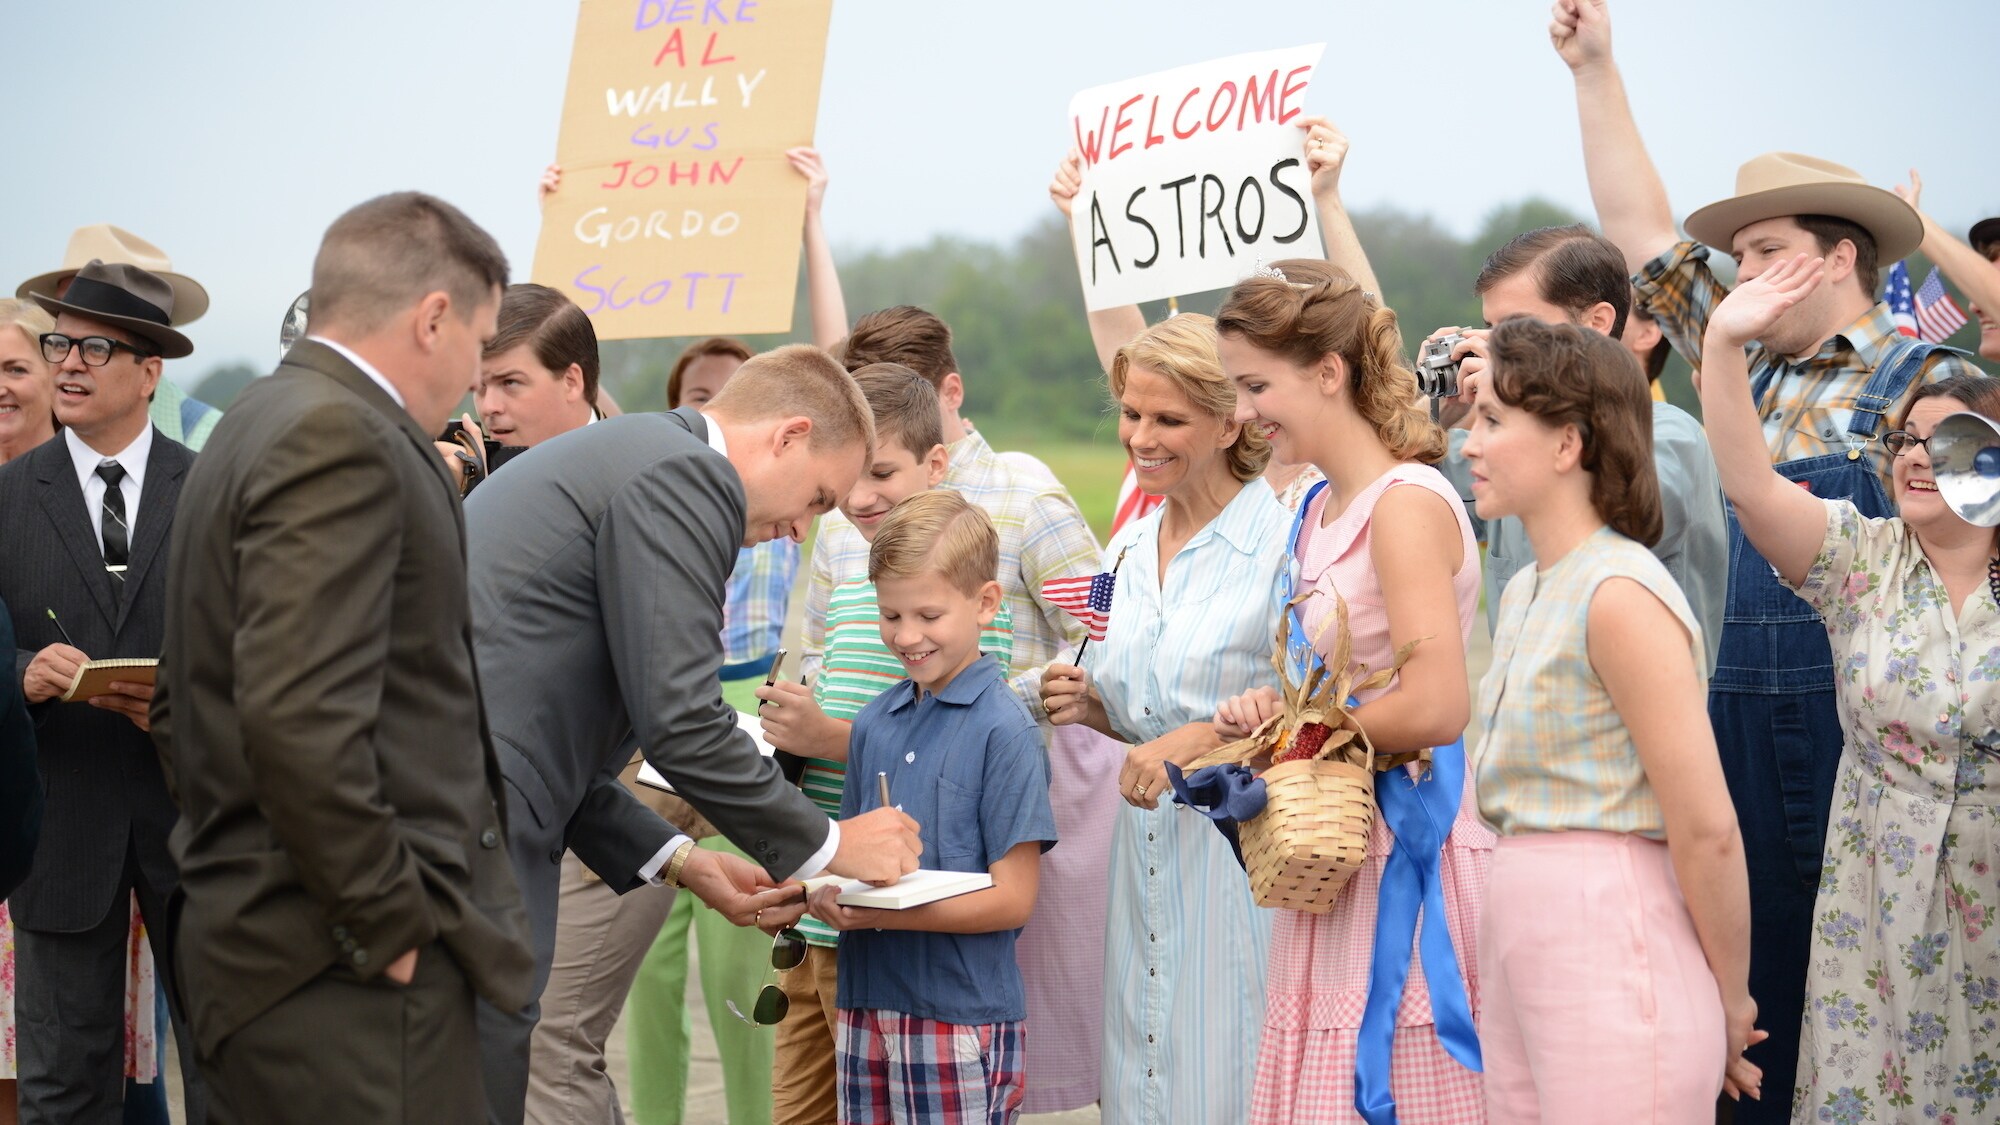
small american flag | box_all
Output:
[1884,261,1921,338]
[1042,569,1118,642]
[1916,266,1970,343]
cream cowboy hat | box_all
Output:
[1683,153,1923,263]
[16,224,209,326]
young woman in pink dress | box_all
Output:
[1213,260,1491,1123]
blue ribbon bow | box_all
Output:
[1353,738,1482,1125]
[1162,762,1266,867]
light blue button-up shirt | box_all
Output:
[1086,478,1290,1123]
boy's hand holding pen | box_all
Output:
[754,649,851,761]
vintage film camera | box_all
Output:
[1414,333,1465,399]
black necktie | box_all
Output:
[97,461,128,587]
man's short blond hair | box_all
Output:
[707,343,875,456]
[868,490,998,597]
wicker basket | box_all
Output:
[1240,746,1376,913]
[1188,591,1419,913]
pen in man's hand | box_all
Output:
[877,770,891,811]
[46,608,75,648]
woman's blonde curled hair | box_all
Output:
[1213,259,1445,465]
[1109,314,1270,482]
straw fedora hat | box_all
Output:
[1683,153,1922,263]
[31,260,194,359]
[15,224,209,326]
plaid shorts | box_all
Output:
[834,1008,1027,1124]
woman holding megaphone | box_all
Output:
[1697,251,2000,1121]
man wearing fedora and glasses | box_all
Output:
[17,224,224,452]
[0,259,206,1124]
[1552,1,1984,1117]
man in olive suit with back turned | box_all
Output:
[152,192,533,1122]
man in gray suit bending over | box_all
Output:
[466,343,923,1123]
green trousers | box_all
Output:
[624,840,776,1125]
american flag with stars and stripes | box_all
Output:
[1041,569,1118,642]
[1915,266,1970,342]
[1885,261,1922,338]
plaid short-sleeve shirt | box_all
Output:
[1473,526,1706,838]
[1635,240,1980,487]
[720,538,799,668]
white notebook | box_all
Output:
[636,709,773,794]
[834,869,993,910]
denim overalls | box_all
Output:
[1709,338,1958,1123]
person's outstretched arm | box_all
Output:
[1299,116,1379,296]
[789,148,850,350]
[1049,148,1147,372]
[1696,253,1832,585]
[1897,171,2000,323]
[1554,0,1679,272]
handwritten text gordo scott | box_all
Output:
[533,0,833,340]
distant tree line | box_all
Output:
[190,200,1990,433]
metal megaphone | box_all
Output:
[1928,411,2000,526]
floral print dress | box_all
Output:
[1784,500,2000,1124]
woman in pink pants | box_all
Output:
[1462,317,1765,1122]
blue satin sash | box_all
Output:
[1355,741,1482,1124]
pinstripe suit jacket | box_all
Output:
[0,427,189,932]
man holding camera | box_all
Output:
[1421,227,1728,670]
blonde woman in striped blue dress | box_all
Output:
[1040,315,1289,1123]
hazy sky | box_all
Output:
[7,0,1994,380]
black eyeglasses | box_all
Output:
[725,926,807,1026]
[41,333,158,367]
[1881,430,1932,457]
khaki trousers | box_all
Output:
[524,853,679,1125]
[771,944,840,1125]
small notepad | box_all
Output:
[834,869,993,910]
[61,658,158,703]
[636,709,774,793]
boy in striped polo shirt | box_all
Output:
[756,365,1014,1123]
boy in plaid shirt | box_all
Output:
[802,490,1056,1125]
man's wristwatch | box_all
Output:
[662,838,699,888]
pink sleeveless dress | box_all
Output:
[1249,463,1495,1124]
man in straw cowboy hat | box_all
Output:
[0,259,206,1124]
[1551,1,1984,1117]
[18,224,224,450]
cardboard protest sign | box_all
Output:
[1067,44,1326,309]
[533,0,833,340]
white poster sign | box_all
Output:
[1067,44,1326,309]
